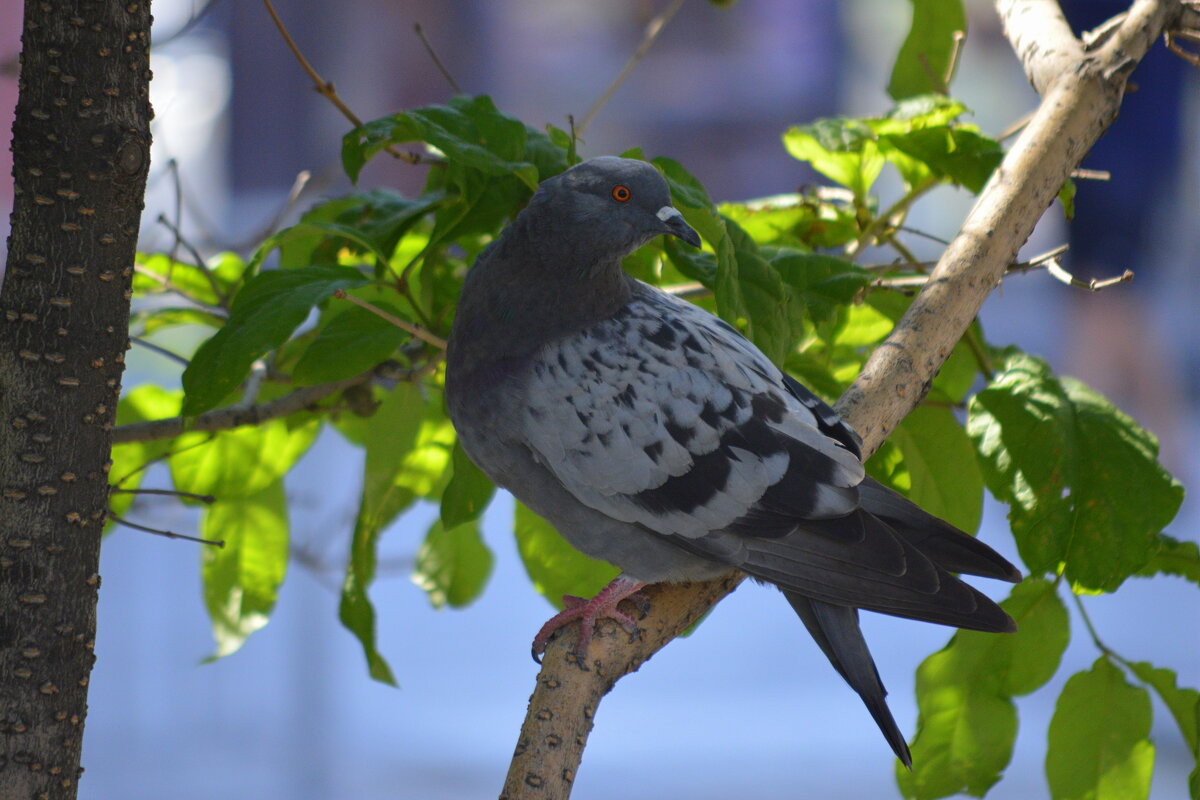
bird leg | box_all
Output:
[531,575,648,663]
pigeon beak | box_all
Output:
[656,206,701,248]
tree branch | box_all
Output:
[111,373,371,444]
[996,0,1083,93]
[500,2,1187,797]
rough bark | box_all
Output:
[500,2,1190,798]
[0,2,152,798]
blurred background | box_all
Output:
[2,1,1198,797]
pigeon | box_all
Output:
[444,156,1020,767]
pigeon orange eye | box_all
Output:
[611,185,632,202]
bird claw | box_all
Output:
[529,576,648,664]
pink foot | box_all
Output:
[531,575,648,663]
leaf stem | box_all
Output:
[333,289,447,349]
[1072,592,1132,669]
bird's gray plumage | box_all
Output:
[445,157,1020,767]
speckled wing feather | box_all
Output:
[522,282,865,540]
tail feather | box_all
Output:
[859,477,1022,583]
[784,591,912,769]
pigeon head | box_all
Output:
[531,157,702,260]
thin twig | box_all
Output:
[262,0,425,165]
[871,243,1071,289]
[896,225,951,246]
[131,264,221,310]
[166,158,185,268]
[110,435,218,488]
[577,0,687,135]
[944,30,966,88]
[414,22,462,93]
[110,515,225,547]
[238,359,270,408]
[848,175,939,260]
[333,289,448,349]
[1044,259,1134,291]
[566,114,580,163]
[996,109,1035,142]
[111,487,217,504]
[130,336,191,367]
[1166,27,1200,66]
[260,170,312,240]
[156,214,229,307]
[112,373,372,444]
[880,231,922,267]
[1070,168,1111,181]
[963,325,994,381]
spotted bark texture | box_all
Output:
[1,2,151,798]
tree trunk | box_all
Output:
[1,2,151,797]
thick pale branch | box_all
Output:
[996,0,1083,93]
[502,3,1186,797]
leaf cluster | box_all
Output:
[111,6,1197,797]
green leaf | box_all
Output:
[412,517,494,609]
[771,252,872,329]
[524,123,572,176]
[292,302,409,386]
[721,193,860,251]
[169,417,319,501]
[881,126,1002,194]
[898,578,1069,799]
[720,195,817,248]
[440,442,496,531]
[514,502,619,608]
[724,220,793,365]
[888,0,967,100]
[1135,534,1200,587]
[653,159,798,363]
[1046,658,1155,800]
[967,352,1184,591]
[181,266,369,415]
[201,478,288,659]
[784,351,846,401]
[263,189,447,280]
[662,237,717,285]
[784,117,885,198]
[882,405,984,534]
[1128,661,1199,755]
[835,302,896,346]
[342,95,538,188]
[339,382,453,684]
[652,156,726,246]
